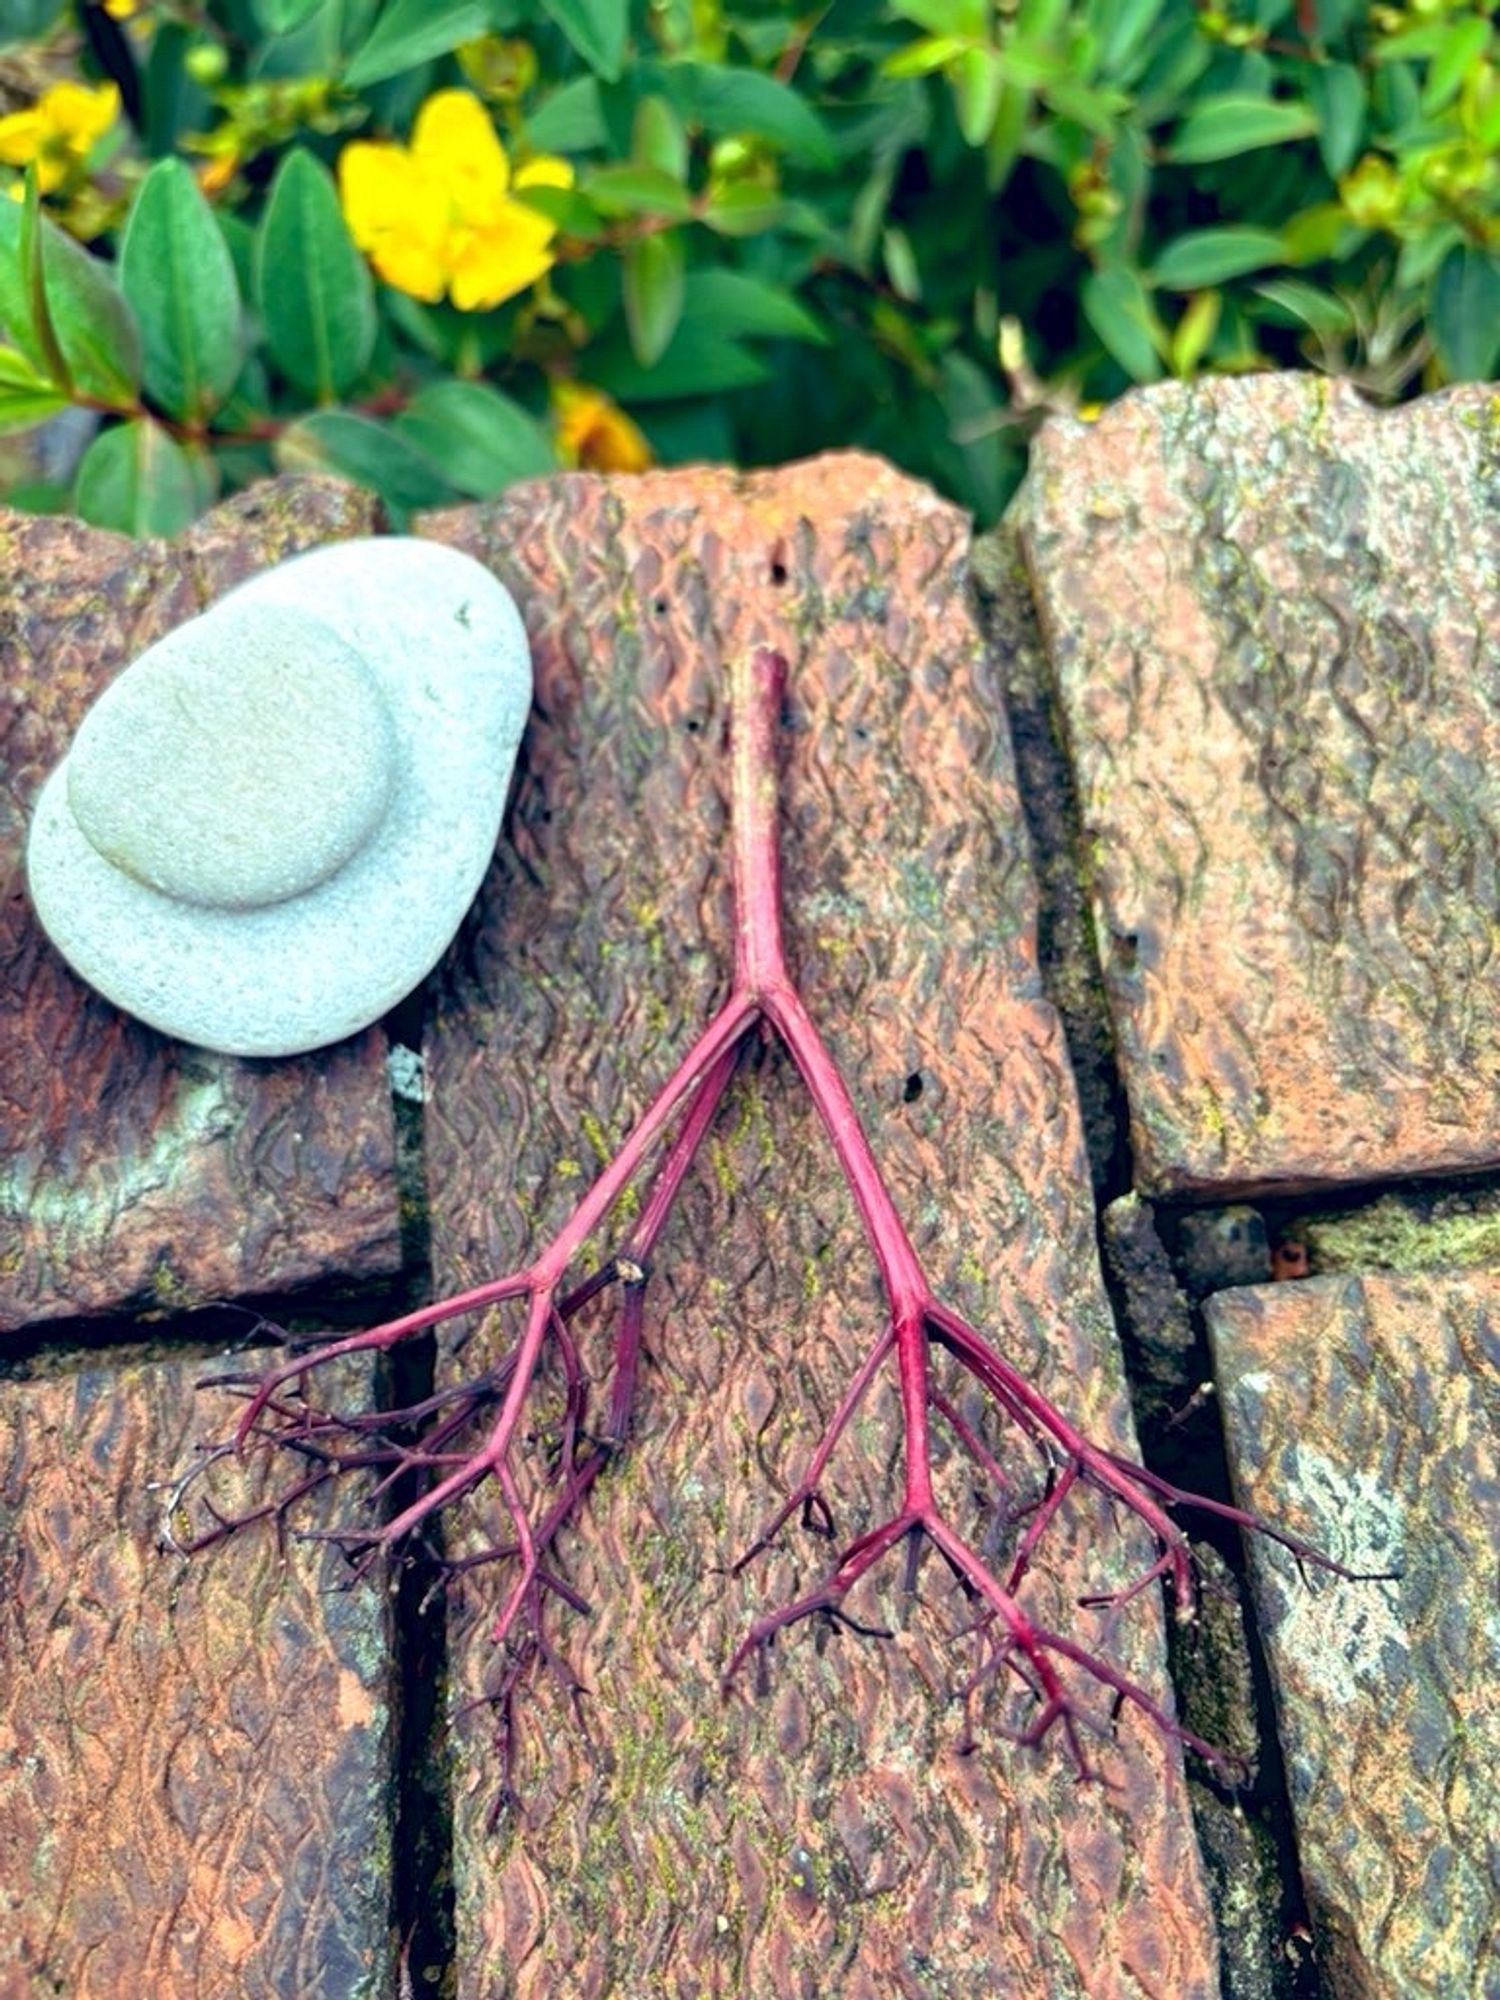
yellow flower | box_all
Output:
[0,81,120,194]
[338,90,572,312]
[553,382,654,474]
[103,0,140,15]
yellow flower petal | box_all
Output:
[44,81,121,152]
[0,108,46,169]
[412,89,511,211]
[447,202,558,310]
[514,154,574,192]
[553,383,653,474]
[339,140,450,302]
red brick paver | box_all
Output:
[0,483,401,1330]
[1017,378,1500,1196]
[1206,1273,1499,2000]
[419,459,1219,1999]
[0,1356,393,1999]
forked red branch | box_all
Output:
[181,645,1359,1790]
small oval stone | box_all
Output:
[67,603,399,911]
[25,536,533,1057]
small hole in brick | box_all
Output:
[903,1071,923,1103]
[653,597,669,616]
[686,716,702,733]
[770,559,789,585]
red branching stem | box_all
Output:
[189,641,1363,1793]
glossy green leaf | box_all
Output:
[120,159,243,423]
[344,0,491,89]
[0,0,66,39]
[883,225,921,302]
[1092,0,1164,79]
[1152,226,1284,289]
[526,76,606,151]
[0,184,141,406]
[1308,63,1365,180]
[700,184,787,236]
[1422,16,1490,115]
[589,323,770,401]
[1168,288,1220,377]
[0,346,68,432]
[74,419,199,538]
[1430,244,1500,382]
[256,148,375,402]
[1081,265,1163,382]
[623,230,685,367]
[1251,276,1353,337]
[1166,93,1319,164]
[275,411,455,517]
[255,0,325,29]
[394,381,555,498]
[953,45,1005,146]
[891,0,986,34]
[583,163,695,219]
[666,63,837,168]
[539,0,628,82]
[634,95,688,180]
[680,269,827,344]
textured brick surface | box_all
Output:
[420,458,1218,1998]
[0,481,402,1330]
[0,1355,393,1998]
[1206,1273,1499,2000]
[1017,377,1500,1196]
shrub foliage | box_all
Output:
[0,0,1495,532]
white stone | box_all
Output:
[26,536,531,1057]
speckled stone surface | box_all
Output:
[0,1355,393,1999]
[1015,377,1500,1196]
[420,457,1219,2000]
[1206,1273,1499,2000]
[27,538,531,1056]
[0,481,402,1331]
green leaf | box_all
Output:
[255,0,325,29]
[74,420,199,539]
[883,224,921,302]
[665,63,837,168]
[700,184,787,236]
[1422,16,1490,116]
[0,182,141,406]
[1168,288,1220,377]
[1152,226,1284,289]
[394,381,556,499]
[1081,265,1163,382]
[1092,0,1165,79]
[343,0,491,89]
[1308,63,1365,180]
[680,269,827,344]
[634,94,688,180]
[1430,244,1500,382]
[623,231,685,368]
[582,163,695,219]
[0,346,68,432]
[985,77,1031,192]
[120,159,243,424]
[539,0,627,80]
[1040,74,1128,135]
[589,323,770,401]
[953,45,1005,147]
[0,0,66,41]
[891,0,987,34]
[1165,93,1319,164]
[526,76,606,151]
[1251,276,1353,337]
[275,411,455,518]
[256,148,375,402]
